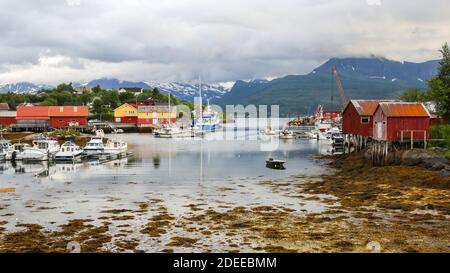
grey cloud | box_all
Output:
[0,0,449,84]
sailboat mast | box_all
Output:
[198,77,203,126]
[168,91,171,126]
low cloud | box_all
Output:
[0,0,448,85]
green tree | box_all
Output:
[400,88,425,102]
[40,97,58,106]
[56,82,74,92]
[80,91,92,105]
[427,42,450,115]
[92,98,105,114]
[119,91,136,104]
[92,85,103,94]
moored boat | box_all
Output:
[5,143,30,161]
[55,141,83,162]
[83,137,105,156]
[22,138,60,161]
[104,139,128,155]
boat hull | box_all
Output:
[83,148,105,156]
[55,152,83,162]
[201,124,220,132]
[266,160,286,170]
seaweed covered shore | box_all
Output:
[0,152,449,253]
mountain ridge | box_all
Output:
[215,57,439,115]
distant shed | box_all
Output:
[372,102,431,142]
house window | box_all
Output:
[361,117,370,124]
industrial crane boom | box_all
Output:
[332,66,348,108]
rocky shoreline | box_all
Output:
[0,152,449,253]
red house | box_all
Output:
[48,106,89,128]
[343,100,399,138]
[16,105,88,129]
[372,102,430,142]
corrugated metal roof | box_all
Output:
[48,106,88,117]
[16,106,50,119]
[379,102,430,117]
[349,100,399,116]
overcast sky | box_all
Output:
[0,0,449,85]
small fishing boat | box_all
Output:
[104,139,128,155]
[279,129,295,139]
[22,138,60,161]
[266,158,286,170]
[83,137,105,156]
[55,141,83,162]
[5,143,30,161]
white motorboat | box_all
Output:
[22,138,60,161]
[83,137,105,156]
[104,139,127,155]
[55,141,83,162]
[154,126,187,138]
[5,143,30,161]
[279,129,295,139]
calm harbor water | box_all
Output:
[0,128,336,251]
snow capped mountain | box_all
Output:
[0,78,235,102]
[145,81,234,101]
[0,82,53,93]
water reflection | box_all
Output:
[0,135,335,183]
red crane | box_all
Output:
[332,66,348,108]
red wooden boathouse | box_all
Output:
[372,102,431,143]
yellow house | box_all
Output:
[137,105,177,125]
[113,103,138,123]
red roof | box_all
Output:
[128,101,155,107]
[16,106,88,119]
[378,103,430,117]
[49,106,88,117]
[347,100,399,116]
[16,106,50,120]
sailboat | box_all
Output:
[154,91,186,138]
